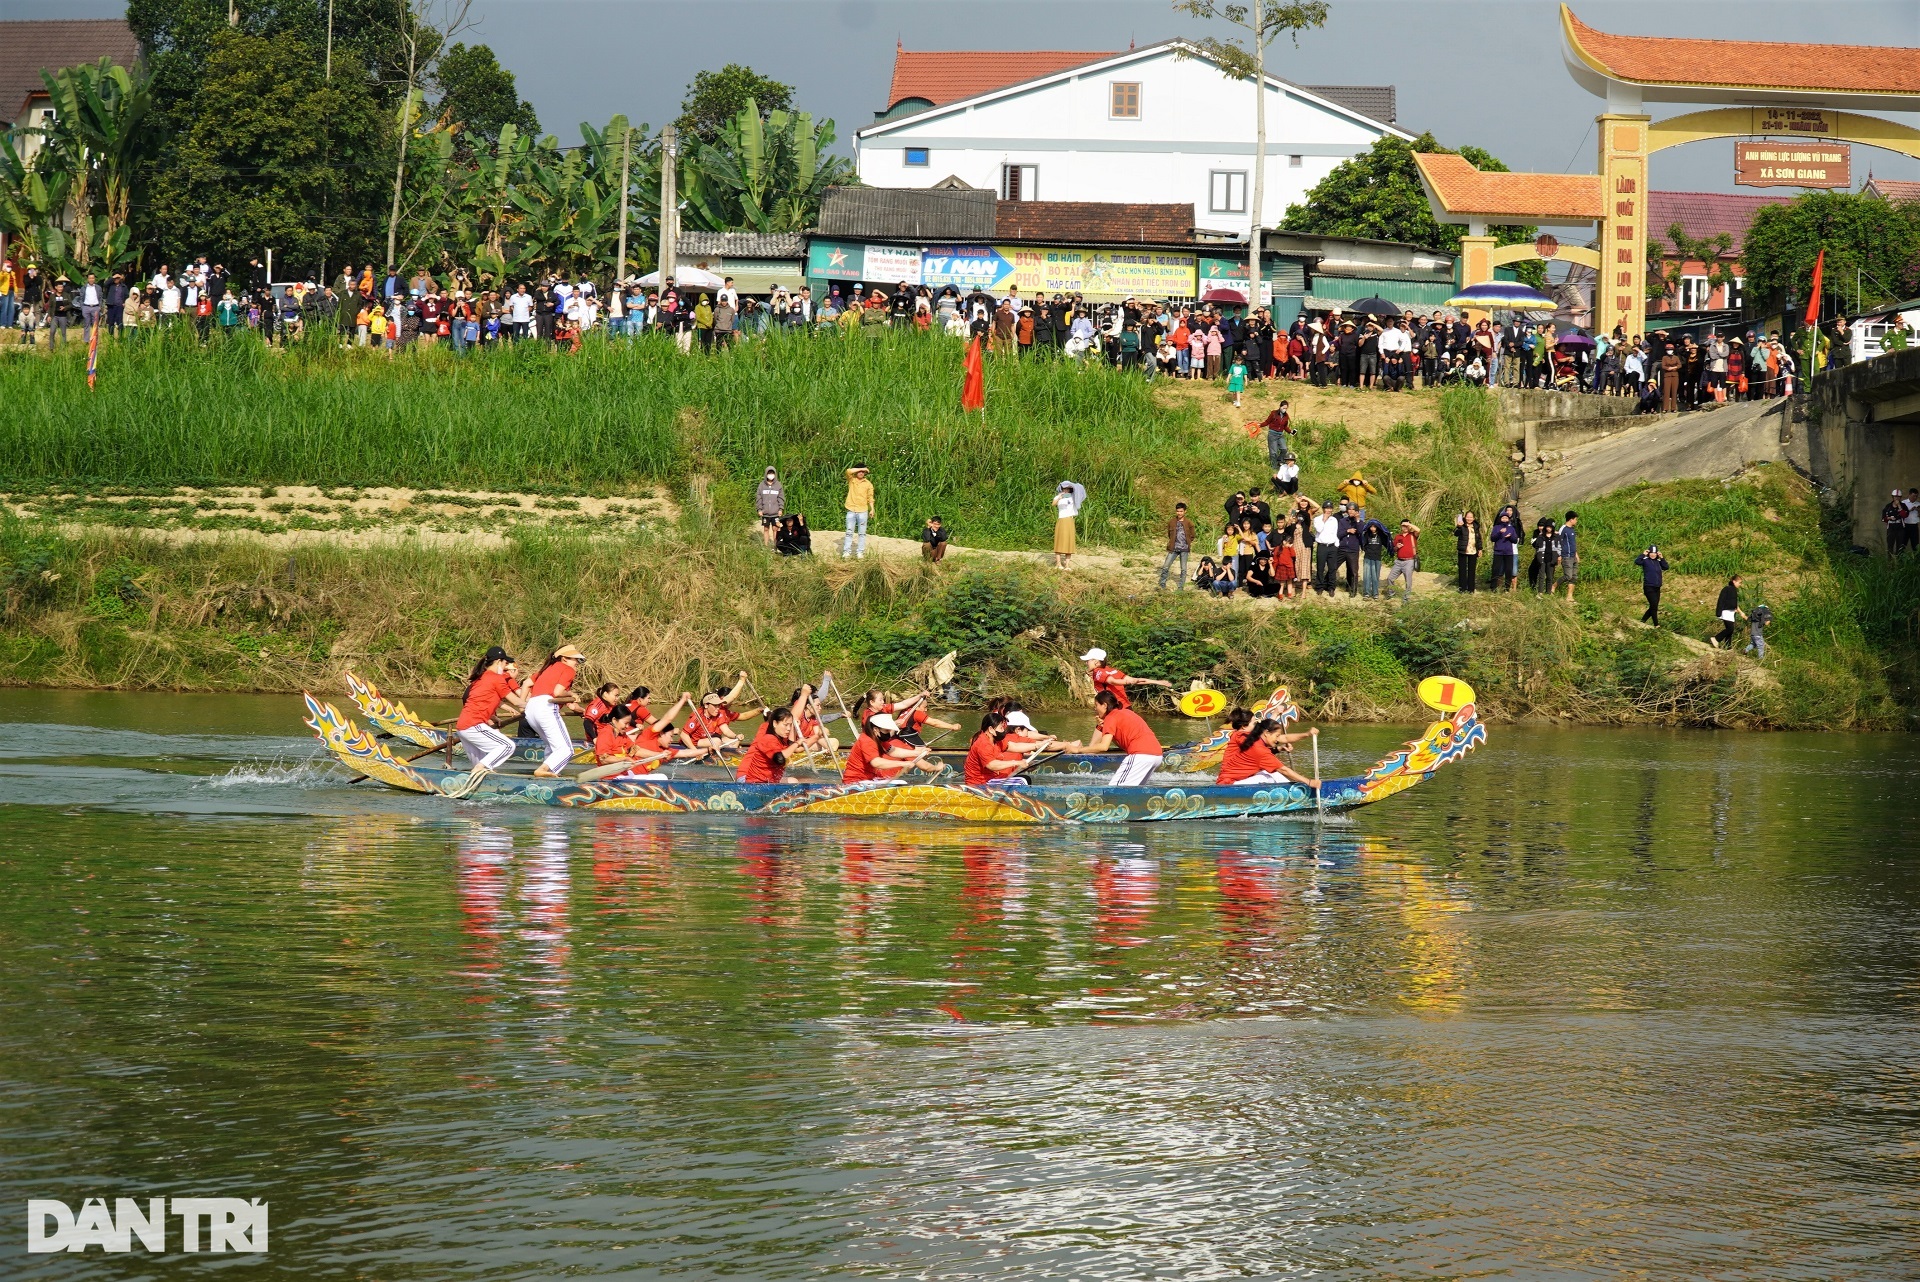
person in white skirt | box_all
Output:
[523,644,587,777]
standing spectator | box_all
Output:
[1334,500,1363,596]
[1338,472,1379,516]
[1711,574,1744,649]
[0,257,14,330]
[841,464,873,559]
[1557,511,1580,601]
[1744,602,1772,659]
[1052,481,1084,570]
[1489,505,1520,591]
[1160,503,1195,590]
[1882,490,1906,557]
[1312,500,1340,595]
[78,272,102,333]
[1905,487,1920,554]
[1359,511,1391,599]
[1453,510,1481,593]
[1529,517,1559,592]
[1385,519,1421,601]
[1226,353,1247,406]
[921,515,950,563]
[1634,545,1669,624]
[105,272,127,334]
[755,467,785,548]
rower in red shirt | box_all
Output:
[737,707,799,784]
[1066,690,1164,787]
[586,705,672,779]
[1216,717,1318,787]
[453,645,524,774]
[883,692,961,746]
[524,644,586,777]
[964,712,1048,787]
[842,713,933,783]
[1078,647,1173,710]
[683,672,756,755]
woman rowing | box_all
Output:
[682,671,755,754]
[963,712,1054,787]
[842,712,934,783]
[454,646,524,776]
[588,704,673,780]
[790,680,838,758]
[882,690,962,746]
[1216,716,1319,788]
[524,644,586,778]
[736,684,813,785]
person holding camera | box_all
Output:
[1634,544,1670,625]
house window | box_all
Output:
[1209,170,1248,214]
[1678,275,1711,311]
[1289,154,1303,167]
[1726,276,1745,311]
[1001,164,1037,202]
[904,147,929,167]
[1110,81,1141,119]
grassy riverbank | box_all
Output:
[1,334,1915,726]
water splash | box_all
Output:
[201,755,344,789]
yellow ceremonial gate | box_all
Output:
[1415,6,1920,338]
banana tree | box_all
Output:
[37,58,152,271]
[680,98,853,233]
[0,132,74,268]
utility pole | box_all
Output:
[657,124,678,290]
[614,123,632,286]
[1248,0,1264,312]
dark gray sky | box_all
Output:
[13,0,1920,205]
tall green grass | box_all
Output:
[0,327,1257,549]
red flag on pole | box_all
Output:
[86,318,100,390]
[1804,248,1825,328]
[961,334,985,412]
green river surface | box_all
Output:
[0,689,1916,1279]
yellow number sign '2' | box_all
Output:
[1177,689,1227,718]
[1416,675,1476,714]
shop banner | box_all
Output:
[1200,256,1252,283]
[1004,248,1197,300]
[808,240,864,281]
[922,245,1014,290]
[862,244,924,285]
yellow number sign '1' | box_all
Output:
[1416,675,1476,714]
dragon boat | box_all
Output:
[339,672,1300,776]
[305,693,1484,825]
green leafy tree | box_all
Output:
[434,42,539,143]
[0,136,74,268]
[1741,190,1920,313]
[680,99,854,233]
[146,30,392,273]
[1281,132,1547,287]
[676,65,794,144]
[1645,224,1736,306]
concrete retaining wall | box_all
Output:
[1495,388,1644,461]
[1807,347,1920,549]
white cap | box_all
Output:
[1006,711,1034,729]
[869,713,899,733]
[1080,648,1106,663]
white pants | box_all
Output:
[523,695,573,773]
[455,723,515,771]
[1109,754,1163,787]
[1232,770,1292,785]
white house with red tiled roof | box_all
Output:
[856,40,1410,239]
[1645,190,1791,316]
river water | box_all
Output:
[0,689,1915,1279]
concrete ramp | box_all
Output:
[1521,398,1793,513]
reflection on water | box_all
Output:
[0,689,1916,1277]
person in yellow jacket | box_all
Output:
[1337,473,1379,516]
[842,464,874,558]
